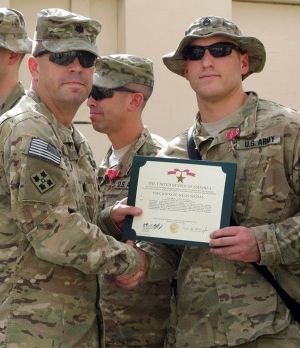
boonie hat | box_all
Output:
[93,54,154,88]
[0,8,32,53]
[34,8,101,56]
[163,16,266,80]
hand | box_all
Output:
[110,197,142,230]
[114,241,149,290]
[209,226,260,262]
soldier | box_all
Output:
[0,8,32,115]
[87,54,171,348]
[117,16,300,347]
[0,8,149,348]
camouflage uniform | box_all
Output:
[99,128,170,348]
[0,10,141,348]
[159,92,300,347]
[92,55,172,347]
[0,8,32,115]
[0,82,26,115]
[158,16,300,347]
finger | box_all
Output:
[209,236,237,248]
[118,197,128,205]
[124,206,142,217]
[115,272,144,290]
[210,227,238,239]
[126,240,137,247]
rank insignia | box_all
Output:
[30,169,55,193]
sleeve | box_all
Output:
[97,203,123,240]
[98,205,181,280]
[252,117,300,266]
[137,241,182,281]
[2,127,140,276]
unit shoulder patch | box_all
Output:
[30,169,56,193]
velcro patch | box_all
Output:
[30,169,55,193]
[28,138,61,165]
[237,136,280,149]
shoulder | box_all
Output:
[156,128,190,159]
[257,98,300,121]
[149,133,167,148]
[0,96,58,152]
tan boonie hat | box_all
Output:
[93,54,154,88]
[0,8,32,53]
[34,8,101,56]
[163,16,266,80]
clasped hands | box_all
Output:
[110,198,149,290]
[110,199,261,290]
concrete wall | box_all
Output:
[1,0,299,163]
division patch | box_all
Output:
[30,169,55,193]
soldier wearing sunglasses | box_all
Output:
[0,8,149,347]
[88,54,171,348]
[117,16,300,347]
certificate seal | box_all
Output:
[170,223,179,233]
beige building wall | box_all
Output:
[1,0,300,163]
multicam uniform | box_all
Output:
[98,127,171,348]
[0,90,141,348]
[0,82,26,116]
[158,92,300,347]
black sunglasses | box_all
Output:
[89,86,146,101]
[34,49,97,68]
[183,42,244,61]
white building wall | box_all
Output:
[1,0,299,163]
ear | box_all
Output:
[28,56,39,80]
[8,52,22,65]
[183,61,190,81]
[241,53,249,77]
[127,93,144,111]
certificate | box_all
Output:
[123,156,237,247]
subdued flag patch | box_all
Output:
[28,137,61,165]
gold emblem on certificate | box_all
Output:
[170,223,179,233]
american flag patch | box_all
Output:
[28,138,61,165]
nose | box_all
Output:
[68,57,83,71]
[87,95,96,107]
[201,49,214,67]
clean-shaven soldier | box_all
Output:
[88,54,172,348]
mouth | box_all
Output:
[89,112,103,121]
[200,74,219,80]
[65,81,85,86]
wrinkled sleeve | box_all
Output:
[98,203,123,240]
[137,241,182,281]
[98,205,181,280]
[0,125,140,276]
[252,120,300,266]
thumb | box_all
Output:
[126,240,137,248]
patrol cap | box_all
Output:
[163,16,266,80]
[93,54,154,88]
[0,8,32,53]
[34,8,101,56]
